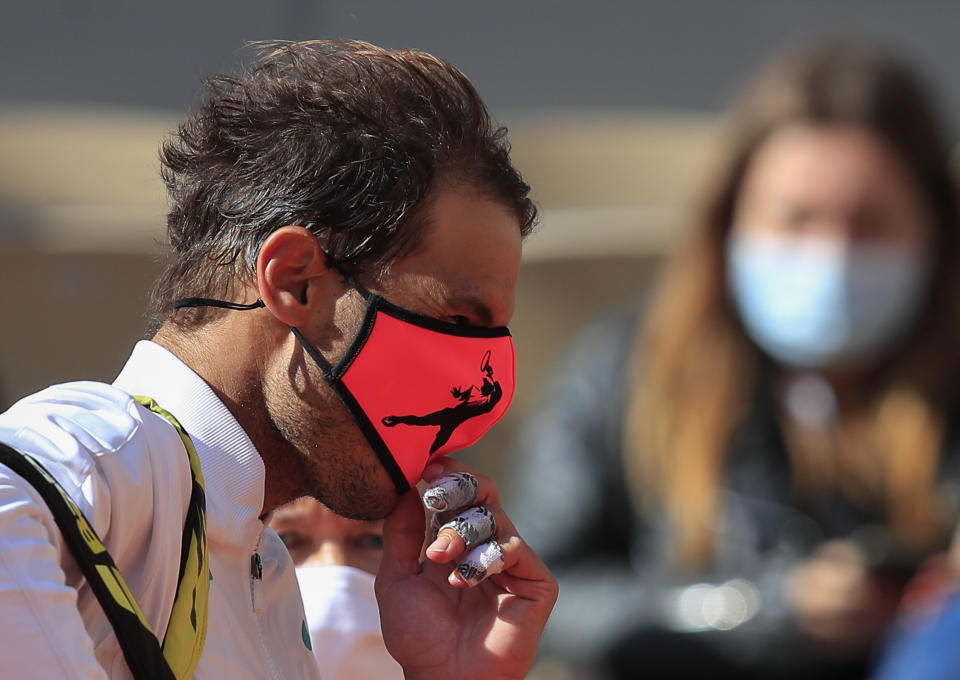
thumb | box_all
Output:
[378,489,426,588]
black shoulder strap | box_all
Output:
[0,441,177,680]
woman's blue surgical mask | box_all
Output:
[727,231,929,369]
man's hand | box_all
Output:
[376,458,558,680]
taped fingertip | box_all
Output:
[422,472,479,512]
[439,506,496,550]
[422,490,448,512]
[456,541,506,587]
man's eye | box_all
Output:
[449,315,471,326]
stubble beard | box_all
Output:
[263,344,397,521]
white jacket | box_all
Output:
[0,341,322,679]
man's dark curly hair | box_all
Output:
[149,40,537,332]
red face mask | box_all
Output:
[174,280,517,495]
[291,280,516,493]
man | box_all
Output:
[0,40,557,679]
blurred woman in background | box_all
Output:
[512,42,960,679]
[270,498,403,680]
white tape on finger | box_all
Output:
[456,541,505,587]
[422,472,479,512]
[440,506,496,550]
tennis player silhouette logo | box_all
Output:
[381,350,503,455]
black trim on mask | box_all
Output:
[348,277,512,339]
[290,326,335,378]
[330,379,411,493]
[174,297,265,311]
[329,299,379,379]
[287,302,377,382]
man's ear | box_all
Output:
[256,226,340,327]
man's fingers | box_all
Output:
[420,459,503,564]
[427,502,509,563]
[426,506,496,561]
[451,541,505,587]
[448,531,557,600]
[419,458,556,607]
[435,499,556,594]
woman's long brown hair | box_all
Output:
[626,43,960,570]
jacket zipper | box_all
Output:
[250,535,282,679]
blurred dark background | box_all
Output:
[4,1,960,115]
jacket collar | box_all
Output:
[114,340,265,549]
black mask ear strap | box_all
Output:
[290,326,334,379]
[173,297,266,311]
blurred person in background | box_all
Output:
[269,497,403,680]
[512,42,960,679]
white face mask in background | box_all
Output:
[295,565,403,680]
[726,231,930,370]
